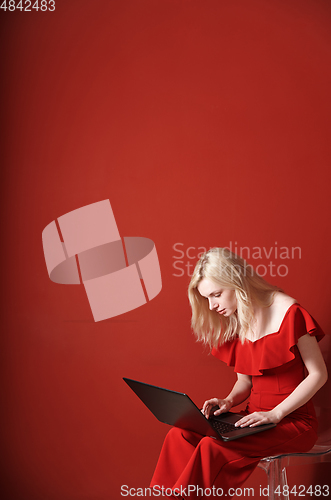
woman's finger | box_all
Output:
[249,419,267,427]
[213,402,228,415]
[202,398,221,418]
[203,399,218,412]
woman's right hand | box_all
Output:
[202,398,233,419]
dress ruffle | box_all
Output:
[212,304,325,376]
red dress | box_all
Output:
[150,304,325,498]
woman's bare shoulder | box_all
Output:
[269,292,297,322]
[272,291,297,307]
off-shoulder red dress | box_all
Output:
[150,304,325,497]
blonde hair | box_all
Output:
[188,248,282,348]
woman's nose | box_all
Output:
[208,298,217,311]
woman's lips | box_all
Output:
[217,308,226,315]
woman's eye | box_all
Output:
[214,293,221,297]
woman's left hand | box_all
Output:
[235,410,281,428]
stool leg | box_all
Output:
[281,466,289,500]
[267,459,288,500]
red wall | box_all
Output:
[1,0,331,498]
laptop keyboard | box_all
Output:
[211,419,237,434]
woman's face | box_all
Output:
[197,278,237,317]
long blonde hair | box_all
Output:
[188,248,282,348]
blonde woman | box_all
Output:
[150,248,327,498]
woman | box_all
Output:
[150,248,328,498]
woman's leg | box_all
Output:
[150,427,204,488]
[150,418,317,498]
[150,427,260,497]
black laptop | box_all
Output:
[123,378,276,441]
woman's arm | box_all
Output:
[236,334,328,428]
[202,373,252,419]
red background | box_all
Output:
[1,0,331,498]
